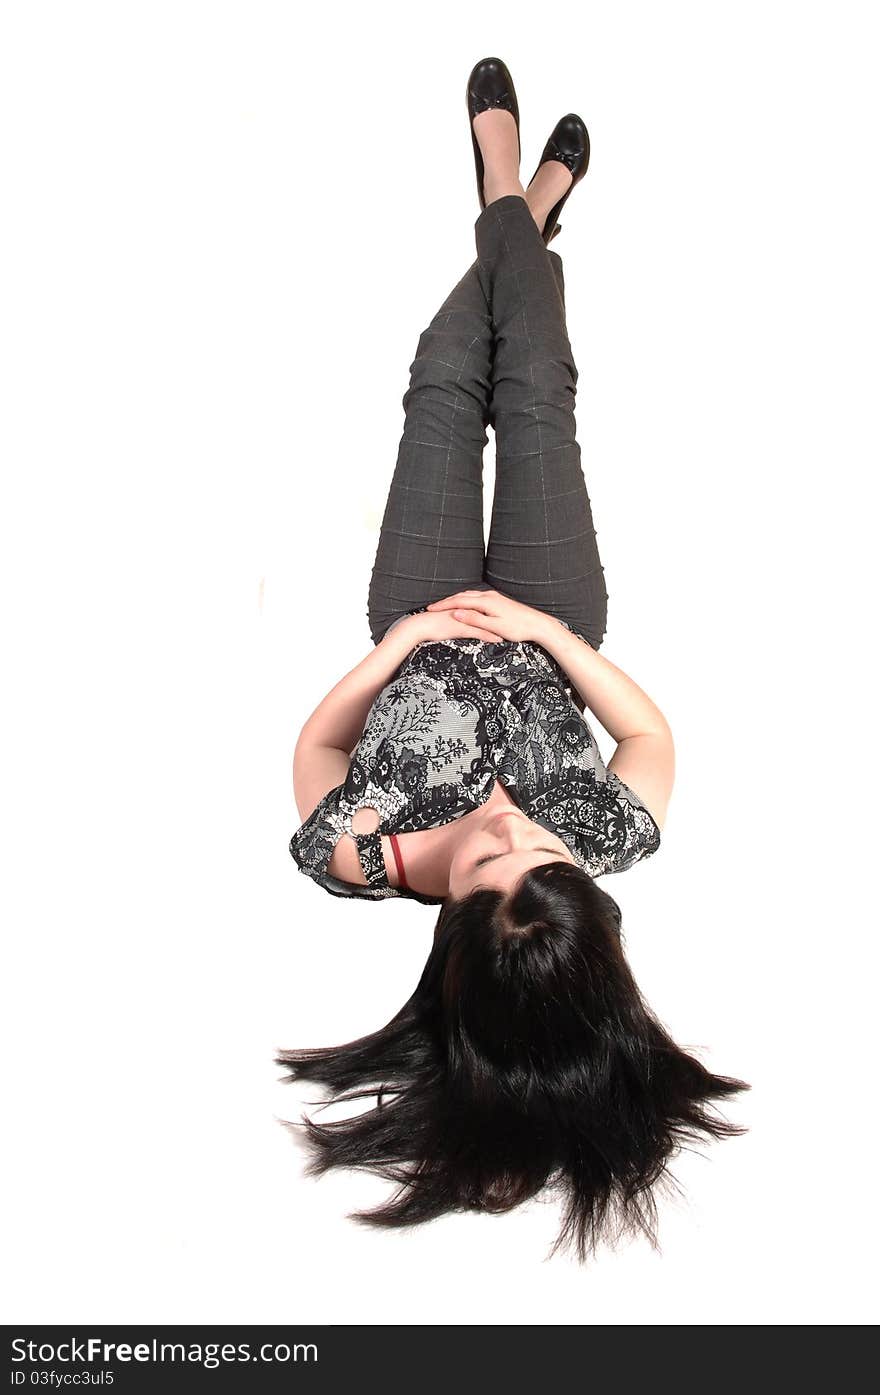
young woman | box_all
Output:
[278,58,749,1261]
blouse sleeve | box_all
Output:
[603,770,662,873]
[289,785,396,902]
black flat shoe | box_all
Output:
[466,56,521,211]
[526,113,590,245]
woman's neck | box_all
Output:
[382,820,458,898]
[383,780,519,898]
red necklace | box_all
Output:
[388,833,408,889]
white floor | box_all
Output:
[3,1,878,1325]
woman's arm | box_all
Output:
[293,608,506,822]
[296,625,417,756]
[293,623,417,822]
[538,613,674,820]
[535,622,669,743]
[531,619,675,830]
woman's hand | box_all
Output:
[424,589,560,645]
[387,606,506,649]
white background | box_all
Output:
[2,0,878,1325]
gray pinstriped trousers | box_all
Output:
[367,192,609,651]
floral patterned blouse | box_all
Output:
[289,621,661,905]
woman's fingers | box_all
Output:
[444,613,504,641]
[453,609,505,636]
[427,590,497,610]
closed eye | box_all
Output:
[474,847,569,868]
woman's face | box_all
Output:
[446,804,576,900]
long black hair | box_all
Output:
[276,862,749,1260]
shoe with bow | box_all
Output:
[466,56,521,211]
[526,112,591,245]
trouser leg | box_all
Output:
[475,193,609,650]
[366,260,494,645]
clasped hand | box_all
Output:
[387,590,560,649]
